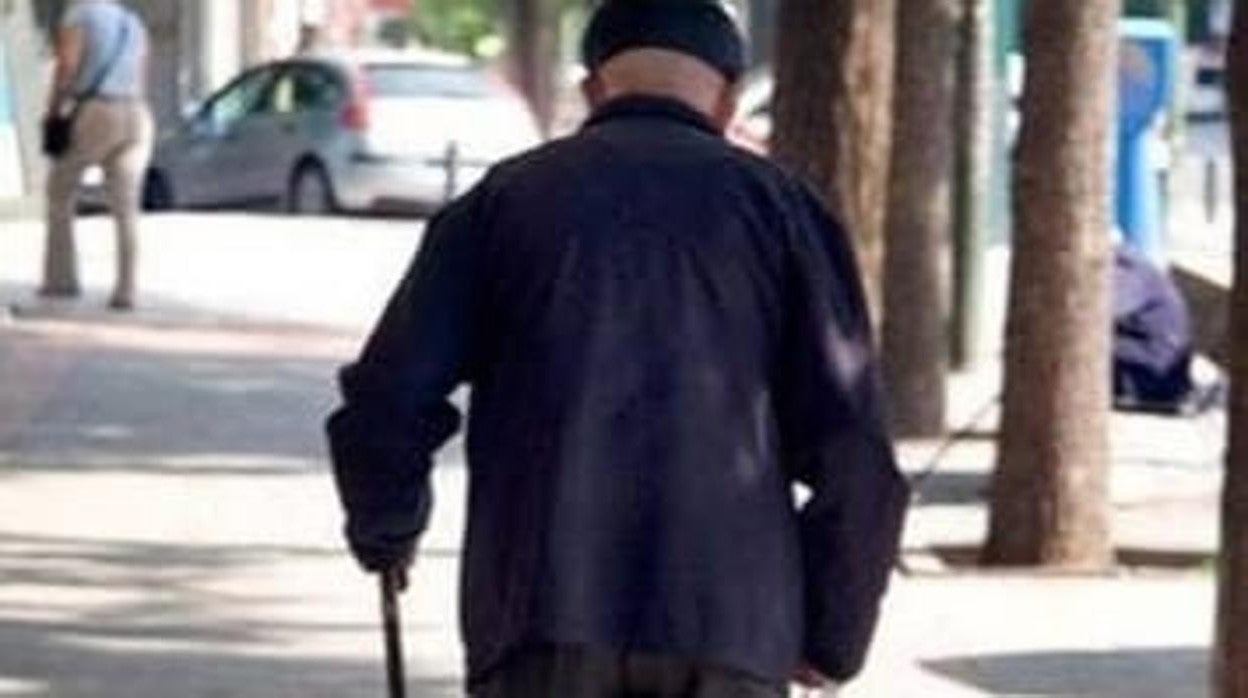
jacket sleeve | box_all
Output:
[776,182,910,682]
[326,193,484,572]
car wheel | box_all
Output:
[142,170,174,211]
[288,161,337,216]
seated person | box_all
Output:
[1112,246,1196,414]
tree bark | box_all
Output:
[982,0,1119,568]
[509,0,561,137]
[1217,5,1248,695]
[880,0,959,436]
[772,0,896,318]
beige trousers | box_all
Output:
[43,99,154,306]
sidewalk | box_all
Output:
[0,213,1222,697]
[1,213,423,332]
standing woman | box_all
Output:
[42,0,151,311]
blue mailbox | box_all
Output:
[1117,19,1179,263]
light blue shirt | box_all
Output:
[63,0,148,99]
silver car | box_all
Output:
[145,49,542,215]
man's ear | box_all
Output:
[581,75,607,110]
[711,82,741,132]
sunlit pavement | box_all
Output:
[0,212,1223,696]
[1,213,468,697]
[2,212,423,332]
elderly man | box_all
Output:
[42,0,151,310]
[327,2,908,696]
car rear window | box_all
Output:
[365,65,490,99]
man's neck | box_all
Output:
[600,88,720,125]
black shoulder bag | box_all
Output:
[42,15,133,159]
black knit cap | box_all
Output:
[581,0,747,82]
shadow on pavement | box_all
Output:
[0,530,462,697]
[0,279,477,478]
[1,281,356,338]
[910,471,990,506]
[0,618,463,698]
[0,324,342,472]
[924,647,1209,698]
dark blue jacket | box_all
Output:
[327,96,908,685]
[1112,246,1194,410]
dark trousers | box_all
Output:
[471,645,787,698]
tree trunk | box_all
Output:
[881,0,958,436]
[982,0,1119,568]
[509,0,560,136]
[1216,5,1248,695]
[772,0,896,318]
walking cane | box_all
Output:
[380,570,407,698]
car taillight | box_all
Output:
[341,73,371,131]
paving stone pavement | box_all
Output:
[0,213,1223,697]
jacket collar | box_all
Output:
[584,94,722,137]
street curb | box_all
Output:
[4,296,359,340]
